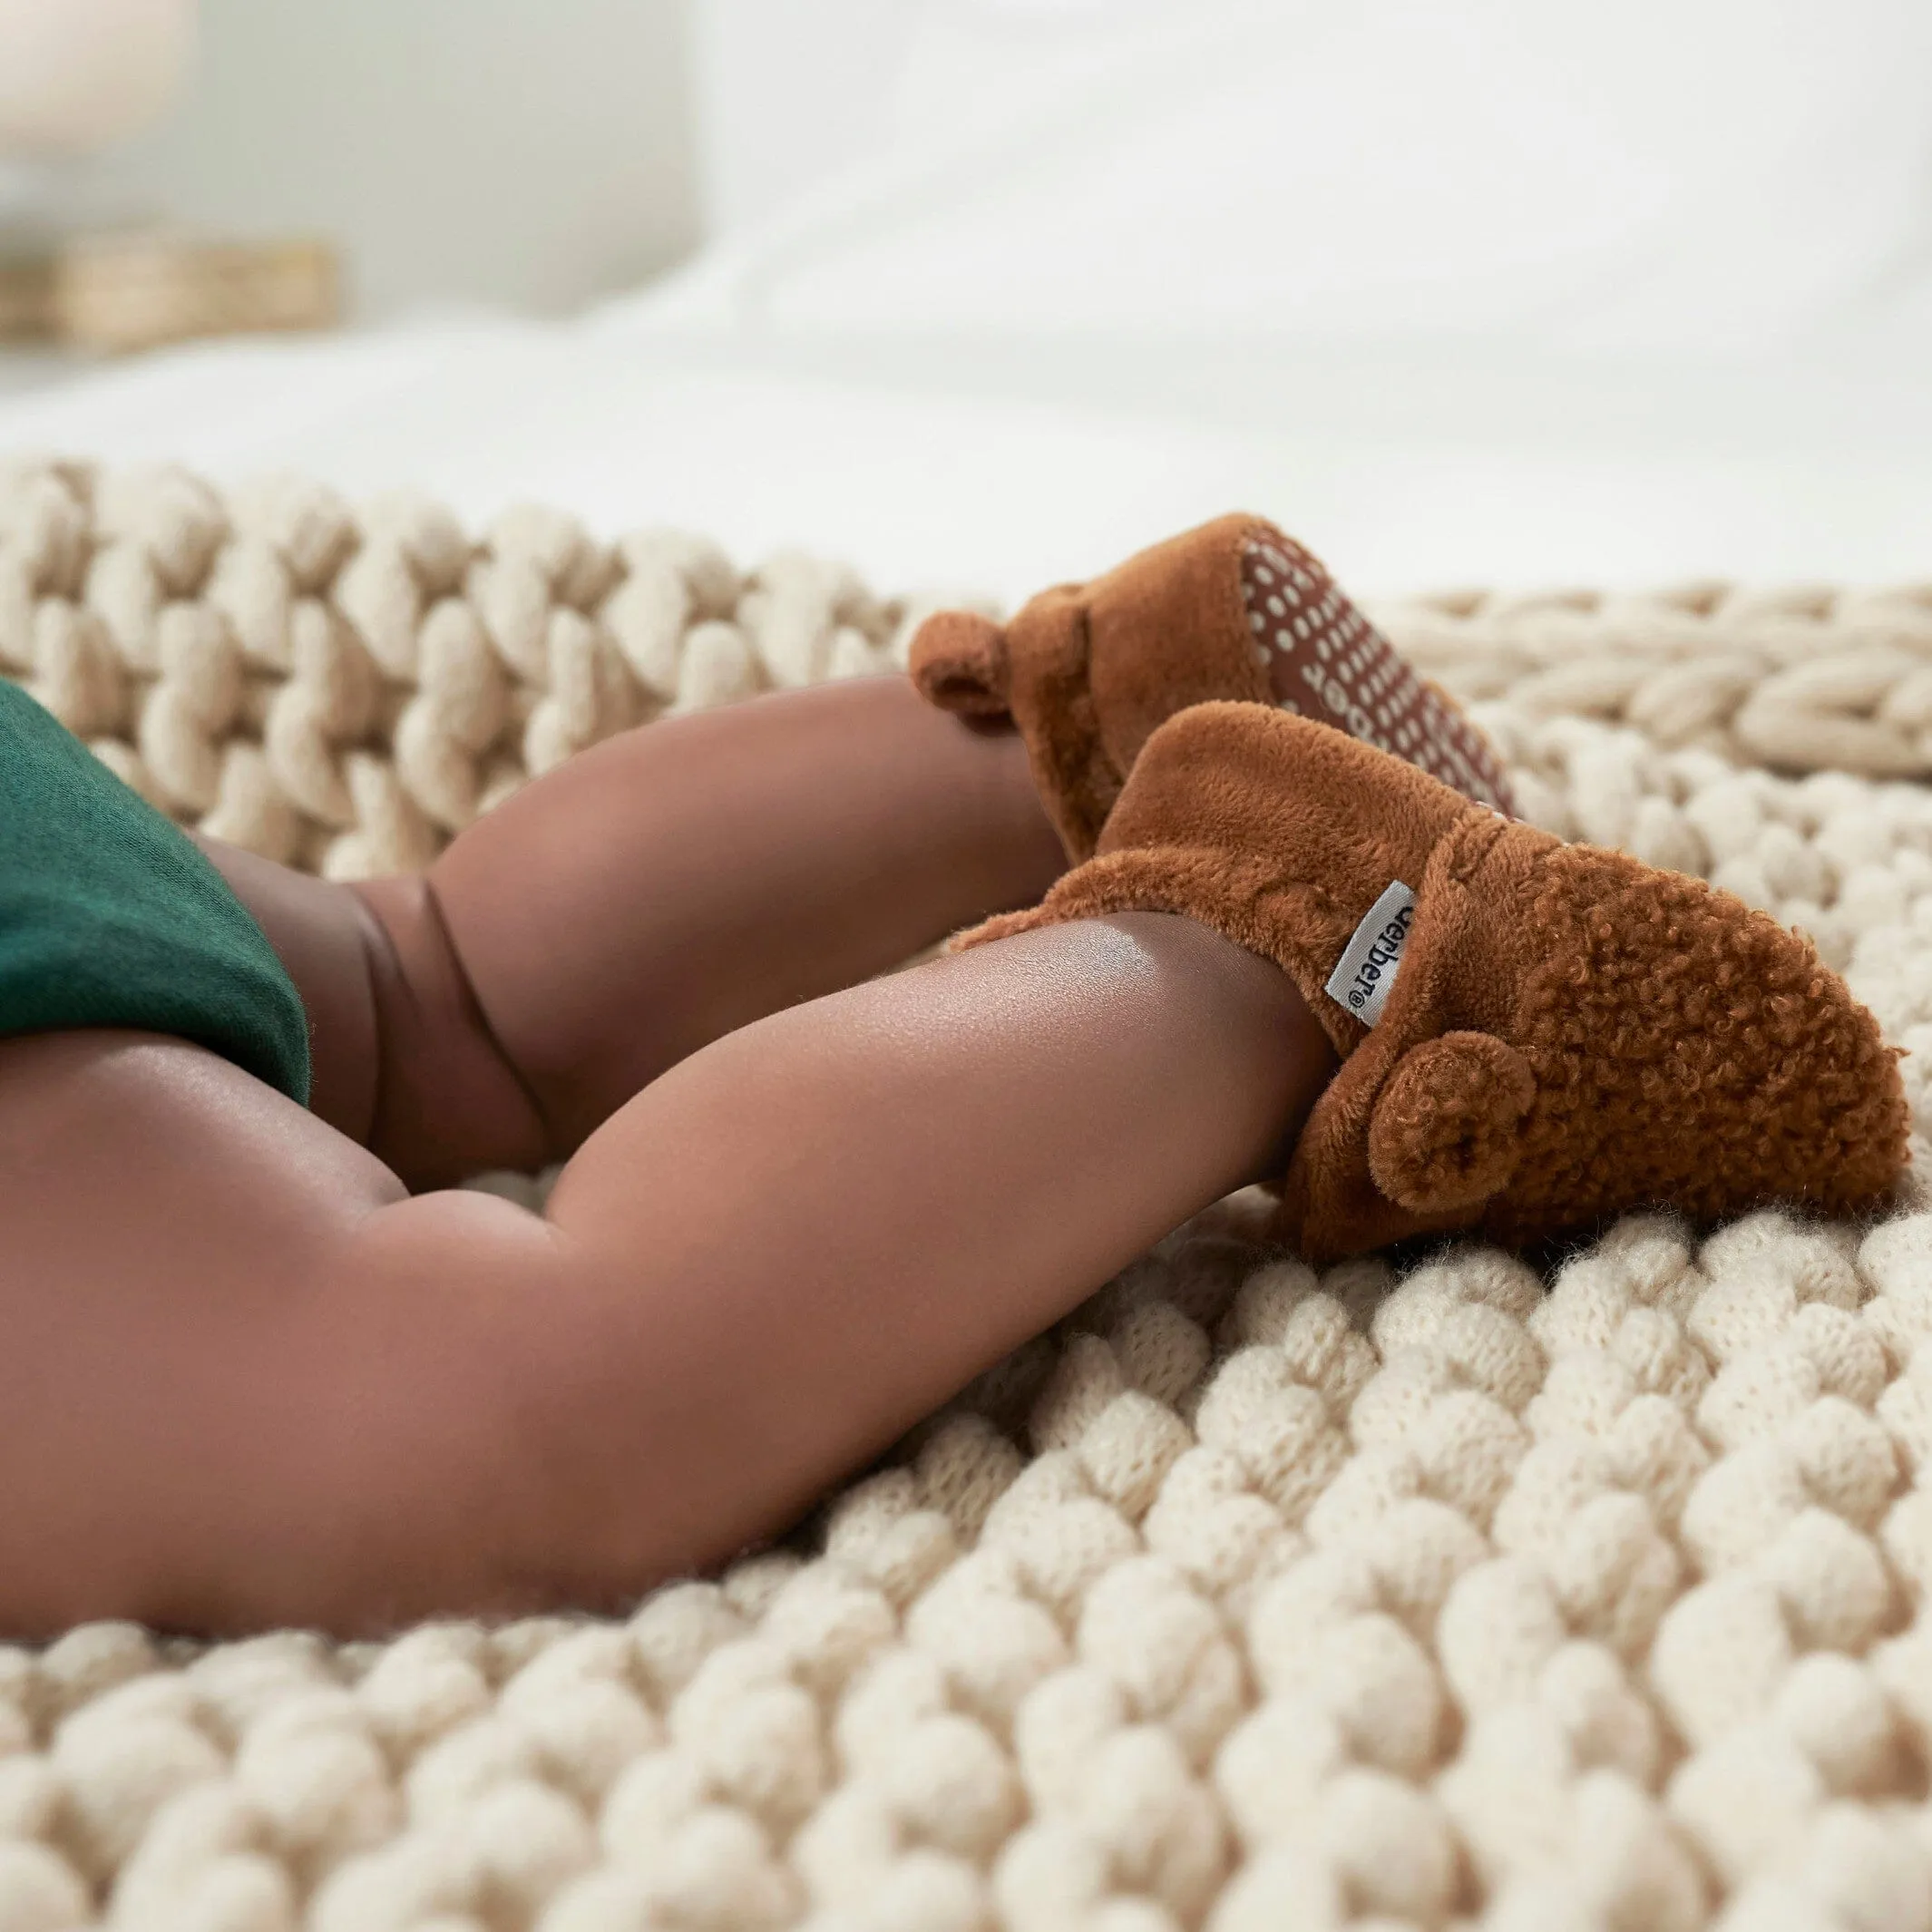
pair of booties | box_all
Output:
[909,514,1908,1261]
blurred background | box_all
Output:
[67,0,703,320]
[5,0,1932,597]
[0,0,923,327]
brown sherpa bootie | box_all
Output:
[961,702,1908,1261]
[909,512,1513,860]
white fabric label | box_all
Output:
[1323,881,1417,1028]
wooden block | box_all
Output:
[50,231,341,354]
[0,249,56,342]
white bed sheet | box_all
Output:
[6,311,1932,606]
[12,1,1932,603]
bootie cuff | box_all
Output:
[958,700,1496,1060]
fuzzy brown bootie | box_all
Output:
[962,702,1908,1261]
[909,512,1513,860]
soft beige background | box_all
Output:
[82,0,704,320]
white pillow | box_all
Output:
[677,0,1932,356]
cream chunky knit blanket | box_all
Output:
[5,460,1932,1932]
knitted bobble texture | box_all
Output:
[7,460,1932,1929]
[0,461,918,881]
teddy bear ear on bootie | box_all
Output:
[908,610,1012,717]
[1367,1030,1537,1215]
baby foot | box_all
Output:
[1238,529,1508,813]
[959,703,1906,1259]
[909,512,1513,859]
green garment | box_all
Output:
[0,677,311,1105]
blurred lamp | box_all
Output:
[0,0,196,157]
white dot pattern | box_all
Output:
[1243,532,1516,815]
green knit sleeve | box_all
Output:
[0,678,312,1106]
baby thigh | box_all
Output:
[0,1029,580,1640]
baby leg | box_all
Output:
[417,673,1068,1157]
[197,675,1068,1185]
[0,912,1332,1640]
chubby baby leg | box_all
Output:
[193,675,1068,1187]
[0,912,1332,1641]
[406,674,1070,1163]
